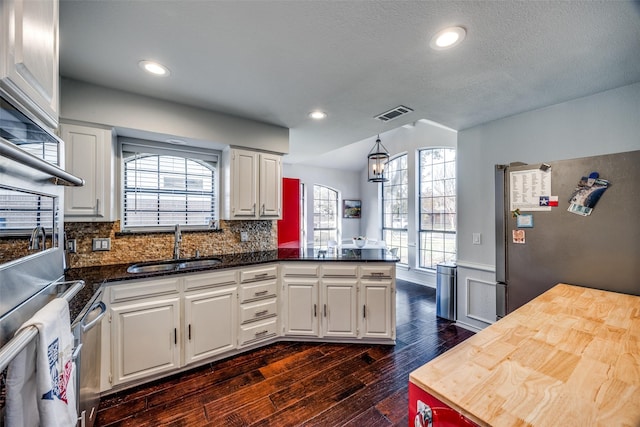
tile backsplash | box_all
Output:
[64,220,277,268]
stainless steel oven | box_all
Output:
[0,92,84,425]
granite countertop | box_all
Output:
[66,248,397,323]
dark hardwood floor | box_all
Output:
[96,279,475,426]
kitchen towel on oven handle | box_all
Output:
[5,298,77,427]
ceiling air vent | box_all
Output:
[374,105,414,122]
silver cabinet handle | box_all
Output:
[81,301,107,333]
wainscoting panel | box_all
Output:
[466,278,496,324]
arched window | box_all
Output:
[382,154,408,263]
[418,148,456,269]
[313,184,339,246]
[122,144,218,229]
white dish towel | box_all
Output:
[5,298,77,427]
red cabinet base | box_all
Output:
[408,382,478,427]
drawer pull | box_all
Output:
[255,273,269,278]
[371,272,385,277]
[255,330,269,337]
[363,305,366,318]
[255,310,269,317]
[324,304,327,317]
[314,304,317,317]
[254,290,269,296]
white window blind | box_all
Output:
[121,140,219,229]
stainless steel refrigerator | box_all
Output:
[495,150,640,319]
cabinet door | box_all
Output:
[259,153,281,218]
[62,123,114,220]
[111,297,180,385]
[283,278,319,336]
[231,149,258,218]
[184,286,237,364]
[321,279,358,338]
[0,0,59,127]
[360,280,394,339]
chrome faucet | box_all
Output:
[28,226,46,251]
[173,224,182,259]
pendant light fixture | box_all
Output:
[367,135,390,182]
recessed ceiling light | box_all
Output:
[138,60,170,76]
[308,111,327,120]
[430,26,466,50]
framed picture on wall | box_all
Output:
[343,199,361,218]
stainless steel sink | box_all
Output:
[127,258,222,274]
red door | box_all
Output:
[277,177,301,248]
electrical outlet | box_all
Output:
[92,237,111,251]
[67,239,77,253]
[472,233,482,245]
[240,231,249,242]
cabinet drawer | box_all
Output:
[281,263,319,277]
[239,318,278,346]
[239,279,278,302]
[240,298,278,324]
[184,270,237,291]
[360,265,393,279]
[239,265,278,283]
[110,277,180,303]
[322,264,358,277]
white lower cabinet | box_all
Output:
[360,280,393,339]
[101,261,394,392]
[282,262,395,341]
[184,285,237,364]
[283,277,319,336]
[321,279,358,338]
[238,264,279,347]
[111,296,181,386]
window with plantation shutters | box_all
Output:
[121,140,219,230]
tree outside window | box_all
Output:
[313,184,338,247]
[382,154,408,264]
[419,148,456,269]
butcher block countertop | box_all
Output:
[410,283,640,427]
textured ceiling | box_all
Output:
[59,1,640,169]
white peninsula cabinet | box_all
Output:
[0,0,60,127]
[61,122,117,221]
[281,263,395,342]
[221,148,282,220]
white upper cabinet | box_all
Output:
[222,148,282,220]
[0,0,59,128]
[62,122,117,221]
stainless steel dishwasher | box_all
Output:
[73,295,106,427]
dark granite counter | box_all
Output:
[65,248,397,323]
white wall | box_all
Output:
[283,164,362,245]
[456,82,640,330]
[60,78,289,154]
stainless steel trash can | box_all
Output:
[436,262,456,320]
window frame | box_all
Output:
[381,153,409,264]
[312,184,340,247]
[417,147,457,270]
[120,139,220,232]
